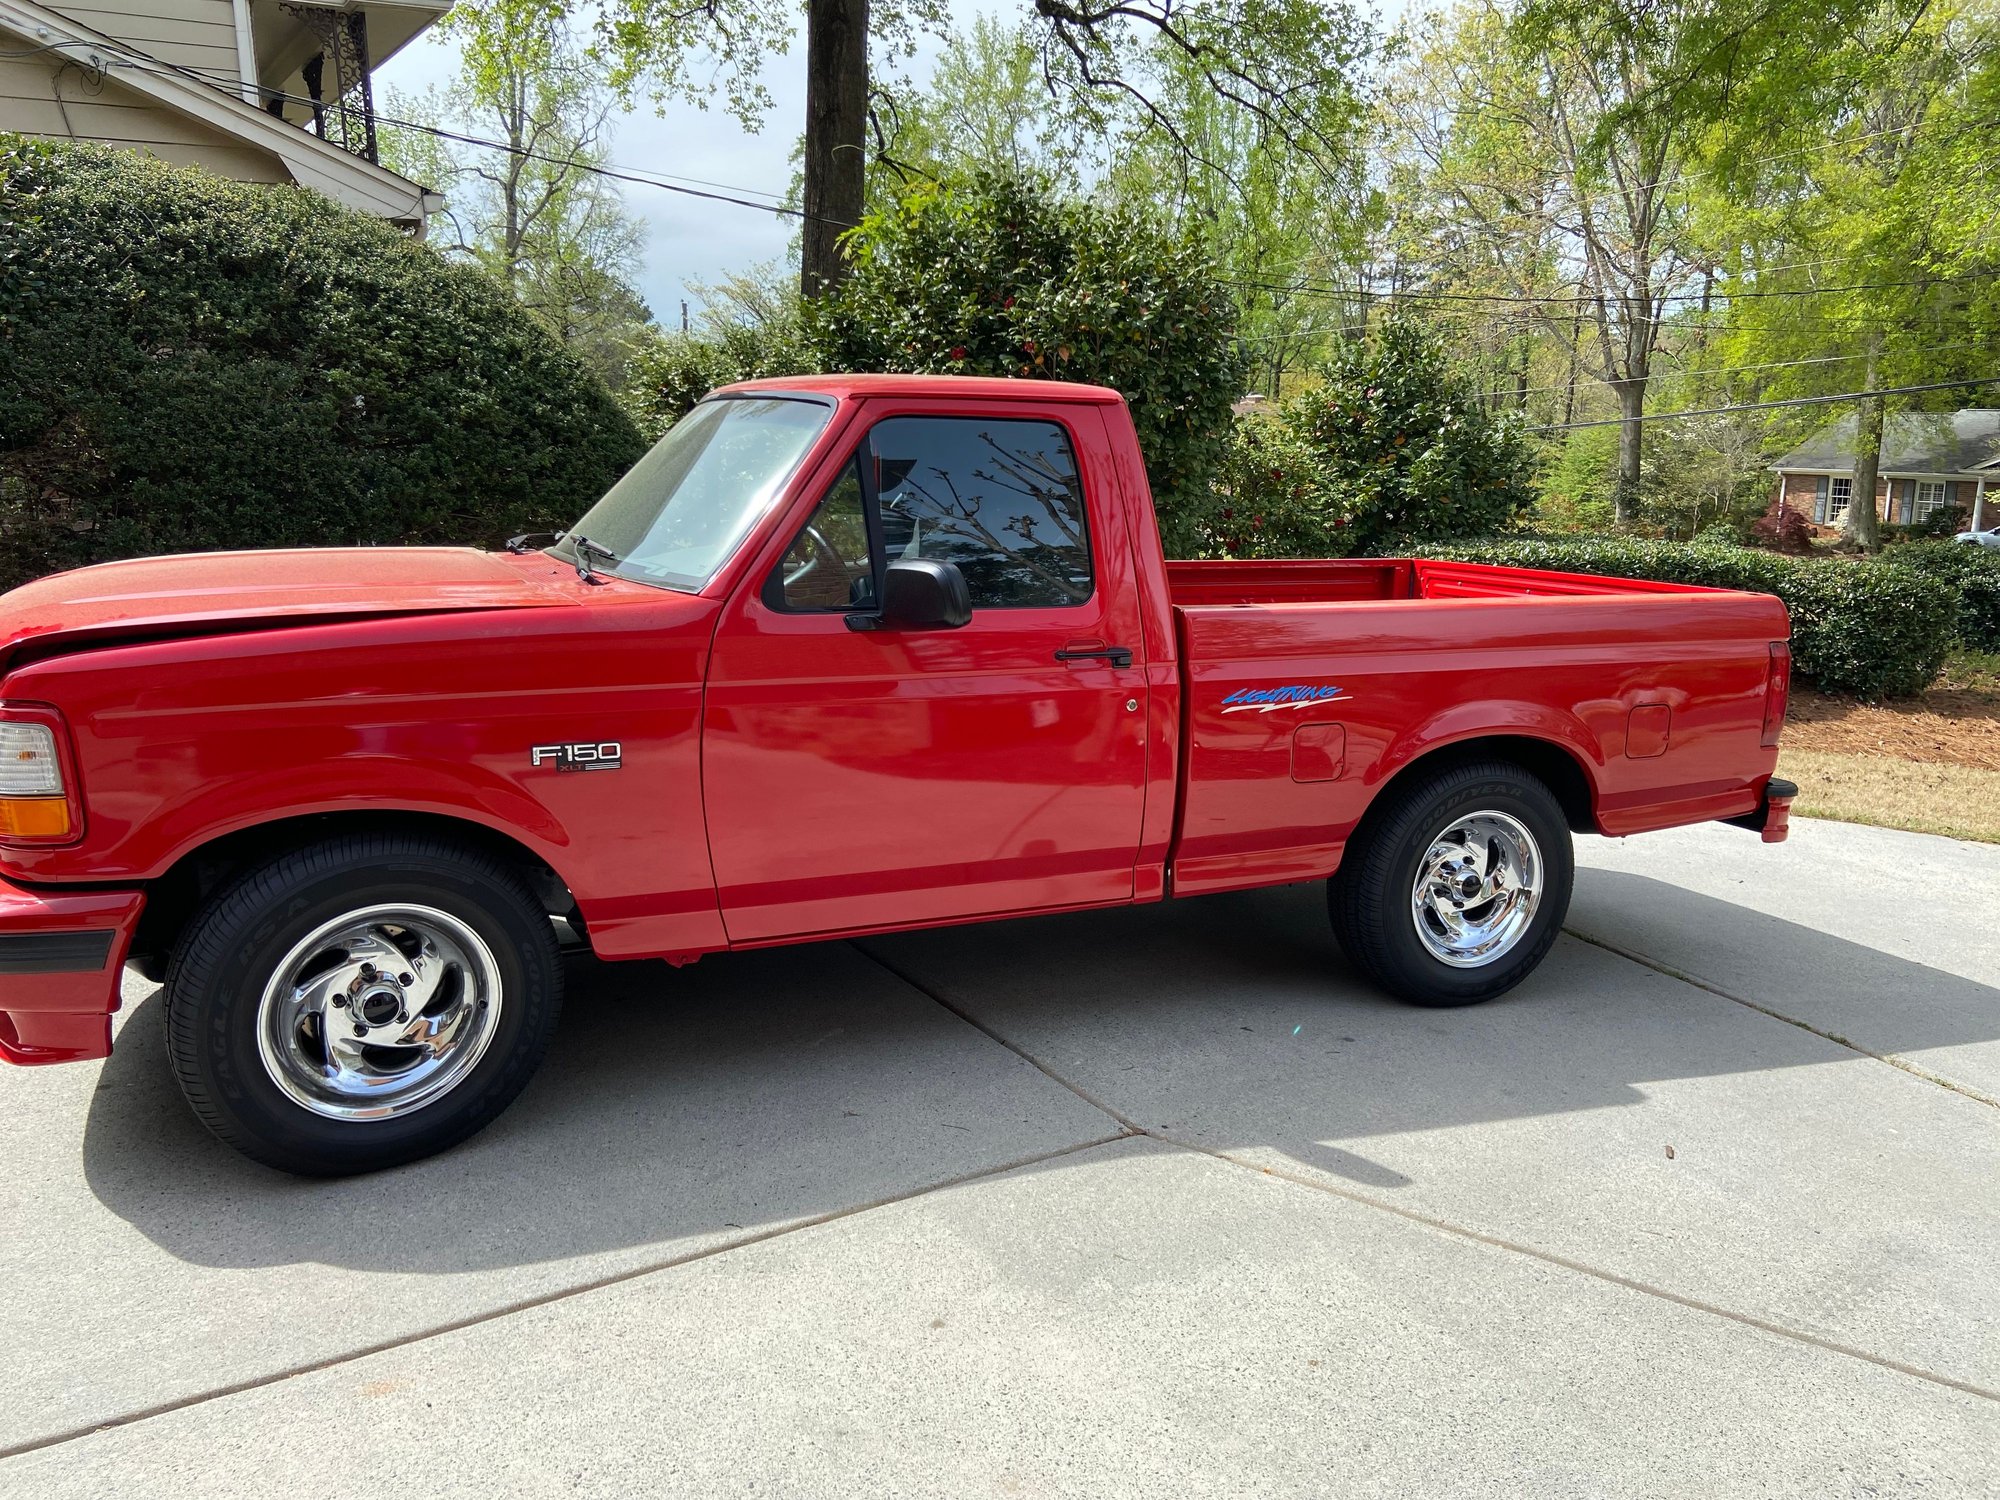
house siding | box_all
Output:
[1779,471,1892,531]
[0,55,286,183]
[51,0,244,82]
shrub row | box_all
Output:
[0,136,644,591]
[1420,537,1959,699]
[1881,540,2000,652]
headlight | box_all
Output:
[0,707,79,844]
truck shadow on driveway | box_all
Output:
[79,874,2000,1275]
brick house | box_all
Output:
[1771,409,1997,535]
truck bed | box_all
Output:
[1163,556,1789,900]
[1165,557,1710,607]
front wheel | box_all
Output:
[164,833,563,1175]
[1329,760,1574,1006]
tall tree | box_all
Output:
[380,0,654,386]
[1387,1,1709,522]
[1688,0,1999,550]
[866,15,1097,201]
[596,0,1374,296]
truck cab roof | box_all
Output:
[712,373,1127,405]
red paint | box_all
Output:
[0,375,1792,1062]
[1626,705,1672,759]
[0,879,145,1062]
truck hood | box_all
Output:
[0,548,575,674]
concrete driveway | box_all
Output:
[2,817,1996,1497]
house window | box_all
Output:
[1916,480,1949,519]
[1828,477,1853,521]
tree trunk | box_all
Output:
[800,0,869,298]
[1848,399,1885,552]
[1613,379,1644,524]
[1845,342,1884,552]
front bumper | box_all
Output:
[0,876,145,1064]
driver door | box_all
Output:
[700,403,1151,942]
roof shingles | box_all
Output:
[1773,409,2000,473]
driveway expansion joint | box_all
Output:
[1151,1131,2000,1407]
[856,940,2000,1408]
[1564,925,2000,1112]
[0,1130,1132,1465]
[851,941,1146,1132]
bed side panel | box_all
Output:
[1170,591,1788,896]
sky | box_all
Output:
[377,1,1408,320]
[377,1,1006,318]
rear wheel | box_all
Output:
[164,833,562,1176]
[1329,760,1573,1006]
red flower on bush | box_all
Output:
[949,346,966,361]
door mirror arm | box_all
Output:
[845,558,972,632]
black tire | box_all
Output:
[1329,760,1573,1007]
[164,832,563,1176]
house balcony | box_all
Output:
[250,0,449,165]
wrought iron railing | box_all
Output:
[276,4,378,165]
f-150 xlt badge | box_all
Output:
[1220,685,1350,713]
[530,741,623,771]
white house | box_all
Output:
[0,0,446,230]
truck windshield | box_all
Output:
[552,395,832,592]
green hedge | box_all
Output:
[1880,540,2000,652]
[0,136,644,590]
[802,173,1244,558]
[1421,537,1958,699]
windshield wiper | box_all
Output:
[564,534,622,586]
[505,531,558,554]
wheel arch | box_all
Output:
[129,810,577,980]
[1358,733,1599,842]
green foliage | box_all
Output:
[1532,428,1618,532]
[1882,540,2000,651]
[802,172,1246,553]
[623,319,808,441]
[1211,414,1337,558]
[0,136,643,590]
[377,0,655,390]
[1212,320,1534,558]
[1422,536,1957,699]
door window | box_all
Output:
[767,415,1096,613]
[869,417,1093,608]
[771,458,876,612]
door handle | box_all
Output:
[1054,644,1134,668]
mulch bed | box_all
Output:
[1786,685,2000,772]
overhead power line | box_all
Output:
[1474,340,1986,403]
[5,37,831,223]
[1529,376,2000,433]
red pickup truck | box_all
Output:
[0,375,1795,1174]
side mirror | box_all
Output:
[848,558,971,631]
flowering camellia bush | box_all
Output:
[1208,319,1535,558]
[803,172,1245,556]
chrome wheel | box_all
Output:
[255,904,504,1121]
[1409,810,1543,969]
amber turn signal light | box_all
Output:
[0,797,71,840]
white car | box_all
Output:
[1955,527,2000,549]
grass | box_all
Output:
[1777,650,2000,845]
[1940,650,2000,694]
[1779,748,2000,845]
